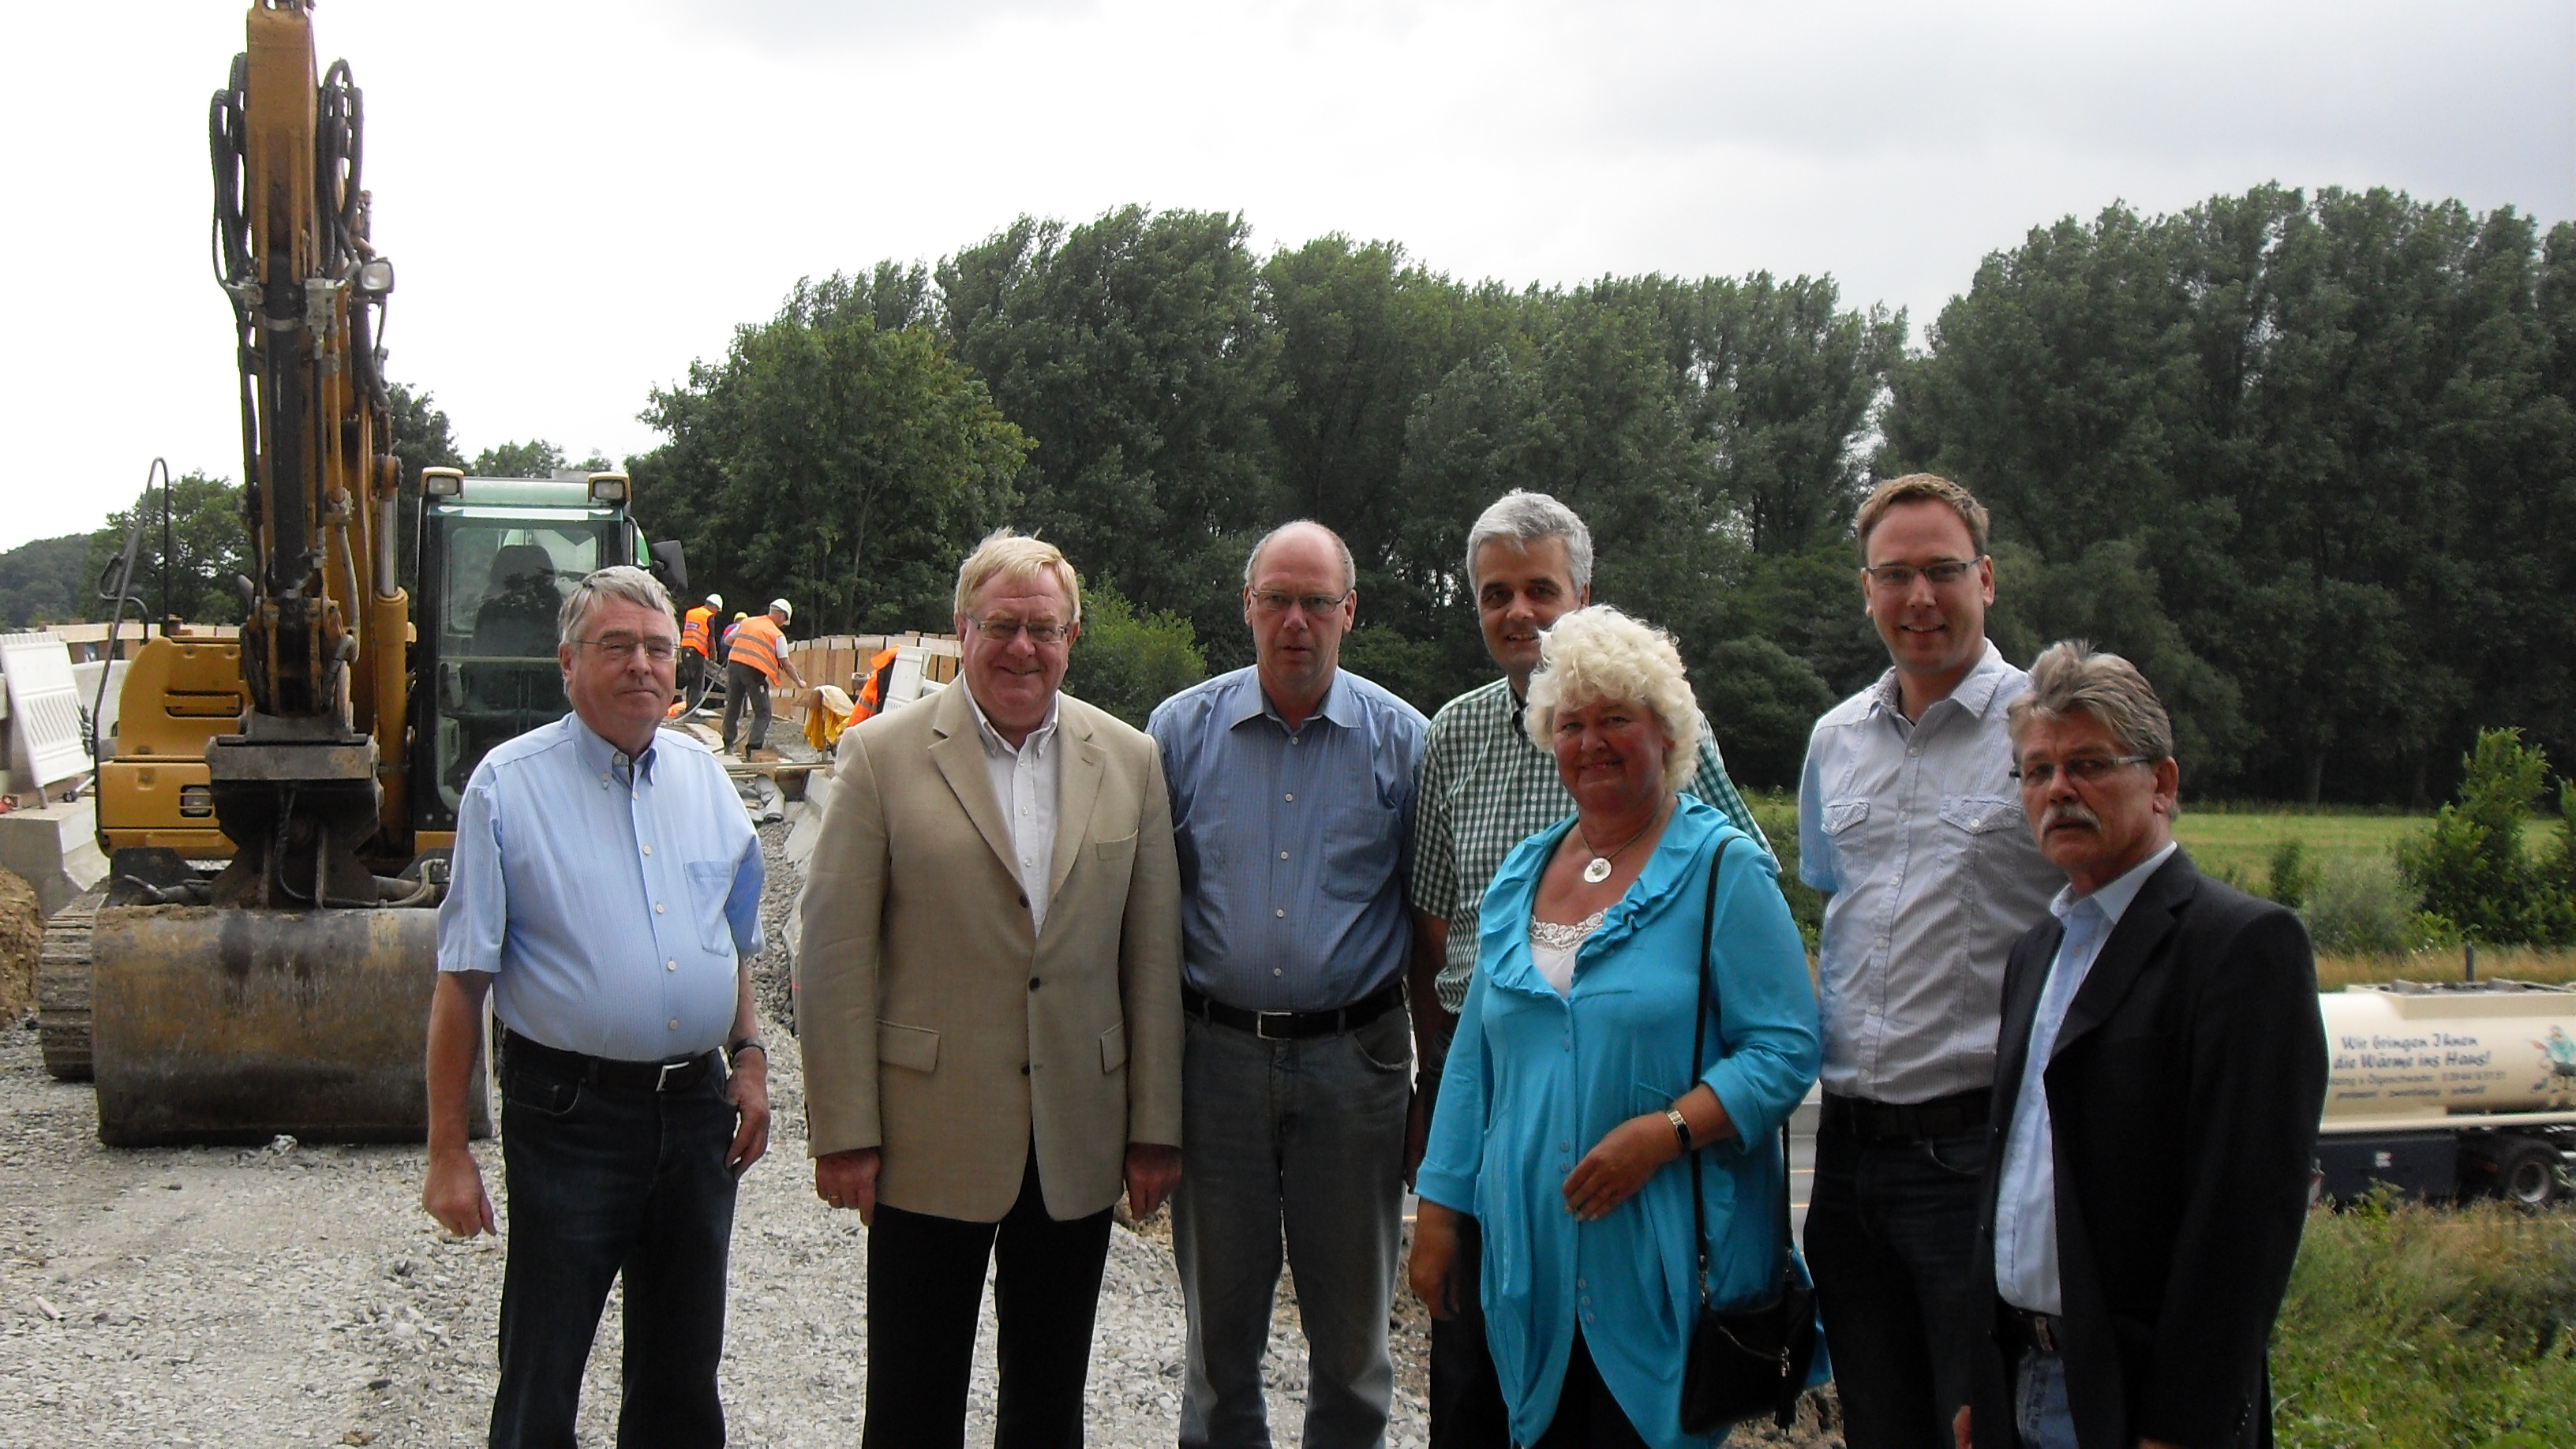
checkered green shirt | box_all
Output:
[1407,676,1772,1013]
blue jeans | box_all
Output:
[489,1050,739,1448]
[2012,1349,2077,1449]
[1174,1006,1412,1449]
[1802,1125,1991,1449]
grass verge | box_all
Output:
[2275,1198,2576,1449]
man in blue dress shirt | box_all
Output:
[1149,521,1429,1449]
[421,565,770,1449]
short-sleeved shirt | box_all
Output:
[437,713,765,1061]
[728,616,788,684]
[1148,667,1428,1013]
[1408,676,1773,1013]
[1796,642,2061,1104]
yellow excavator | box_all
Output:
[37,1,686,1146]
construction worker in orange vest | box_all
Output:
[678,591,721,705]
[846,646,902,726]
[721,598,807,760]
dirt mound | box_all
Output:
[0,866,38,1020]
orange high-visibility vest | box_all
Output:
[728,616,788,684]
[681,605,715,656]
[848,647,900,724]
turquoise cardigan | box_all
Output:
[1416,796,1822,1448]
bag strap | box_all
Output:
[1689,834,1796,1307]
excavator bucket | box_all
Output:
[88,905,489,1147]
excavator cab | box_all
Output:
[407,470,651,839]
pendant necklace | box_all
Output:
[1576,802,1666,884]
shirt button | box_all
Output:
[666,960,677,972]
[1029,977,1043,991]
[1284,792,1294,803]
[642,845,653,856]
[1279,851,1289,860]
[1272,968,1283,977]
[654,902,665,914]
[1275,908,1286,919]
[667,1018,680,1031]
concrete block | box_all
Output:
[0,799,108,917]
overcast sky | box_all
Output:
[6,0,2568,552]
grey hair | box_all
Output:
[1465,489,1593,590]
[2008,639,2175,762]
[1522,606,1702,794]
[1244,520,1357,593]
[559,565,677,648]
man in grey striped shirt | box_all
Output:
[1404,489,1769,1447]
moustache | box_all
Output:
[2042,803,2101,833]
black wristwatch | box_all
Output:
[728,1036,767,1065]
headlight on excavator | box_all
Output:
[356,258,395,296]
[421,467,463,497]
[588,475,629,505]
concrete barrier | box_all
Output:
[0,800,108,917]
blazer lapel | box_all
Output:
[2054,851,2196,1054]
[1047,710,1106,906]
[927,685,1021,886]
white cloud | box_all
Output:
[1,0,2564,551]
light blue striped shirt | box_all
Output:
[1994,841,2177,1314]
[1148,667,1427,1012]
[437,713,765,1061]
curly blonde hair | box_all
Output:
[1522,606,1702,794]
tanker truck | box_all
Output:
[2315,979,2576,1207]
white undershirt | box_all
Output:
[1527,911,1605,997]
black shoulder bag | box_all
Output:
[1679,840,1818,1434]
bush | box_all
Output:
[1061,586,1205,728]
[2398,729,2576,946]
[2301,852,2450,957]
[2274,1196,2576,1447]
[1745,790,1822,952]
[2269,838,2318,911]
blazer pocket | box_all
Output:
[878,1020,940,1073]
[1099,1020,1128,1073]
[1095,833,1138,863]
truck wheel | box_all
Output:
[36,889,103,1081]
[2488,1138,2559,1209]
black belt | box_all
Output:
[503,1028,721,1093]
[1181,980,1405,1040]
[1999,1304,2063,1358]
[1819,1087,1990,1142]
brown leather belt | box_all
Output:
[1181,980,1406,1040]
[1819,1086,1990,1142]
[503,1028,720,1093]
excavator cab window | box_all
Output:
[426,519,612,818]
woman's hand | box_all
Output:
[1561,1113,1682,1221]
[1408,1200,1466,1320]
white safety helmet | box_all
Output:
[769,598,793,620]
[706,592,723,611]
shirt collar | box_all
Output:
[1866,638,2011,722]
[1223,668,1360,733]
[2049,839,2178,927]
[963,677,1059,758]
[570,713,659,784]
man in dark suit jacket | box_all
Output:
[1957,642,2326,1449]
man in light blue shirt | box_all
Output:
[421,565,769,1449]
[1150,520,1428,1449]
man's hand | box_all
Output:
[1561,1113,1680,1221]
[1125,1143,1182,1219]
[1952,1406,1971,1449]
[815,1148,882,1224]
[724,1050,770,1178]
[421,1146,496,1237]
[1407,1200,1465,1320]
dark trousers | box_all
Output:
[720,661,771,757]
[863,1151,1115,1449]
[489,1049,739,1449]
[1531,1332,1649,1449]
[677,648,706,706]
[1424,1015,1514,1449]
[1802,1121,1992,1449]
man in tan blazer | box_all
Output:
[799,530,1184,1448]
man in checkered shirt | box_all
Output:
[1404,489,1771,1447]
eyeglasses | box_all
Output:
[1861,556,1983,591]
[578,635,678,664]
[2009,754,2152,788]
[973,617,1071,645]
[1249,589,1352,616]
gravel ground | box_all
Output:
[0,715,1837,1447]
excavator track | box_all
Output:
[36,889,103,1081]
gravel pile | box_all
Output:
[0,715,1834,1446]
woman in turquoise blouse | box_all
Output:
[1409,607,1822,1448]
